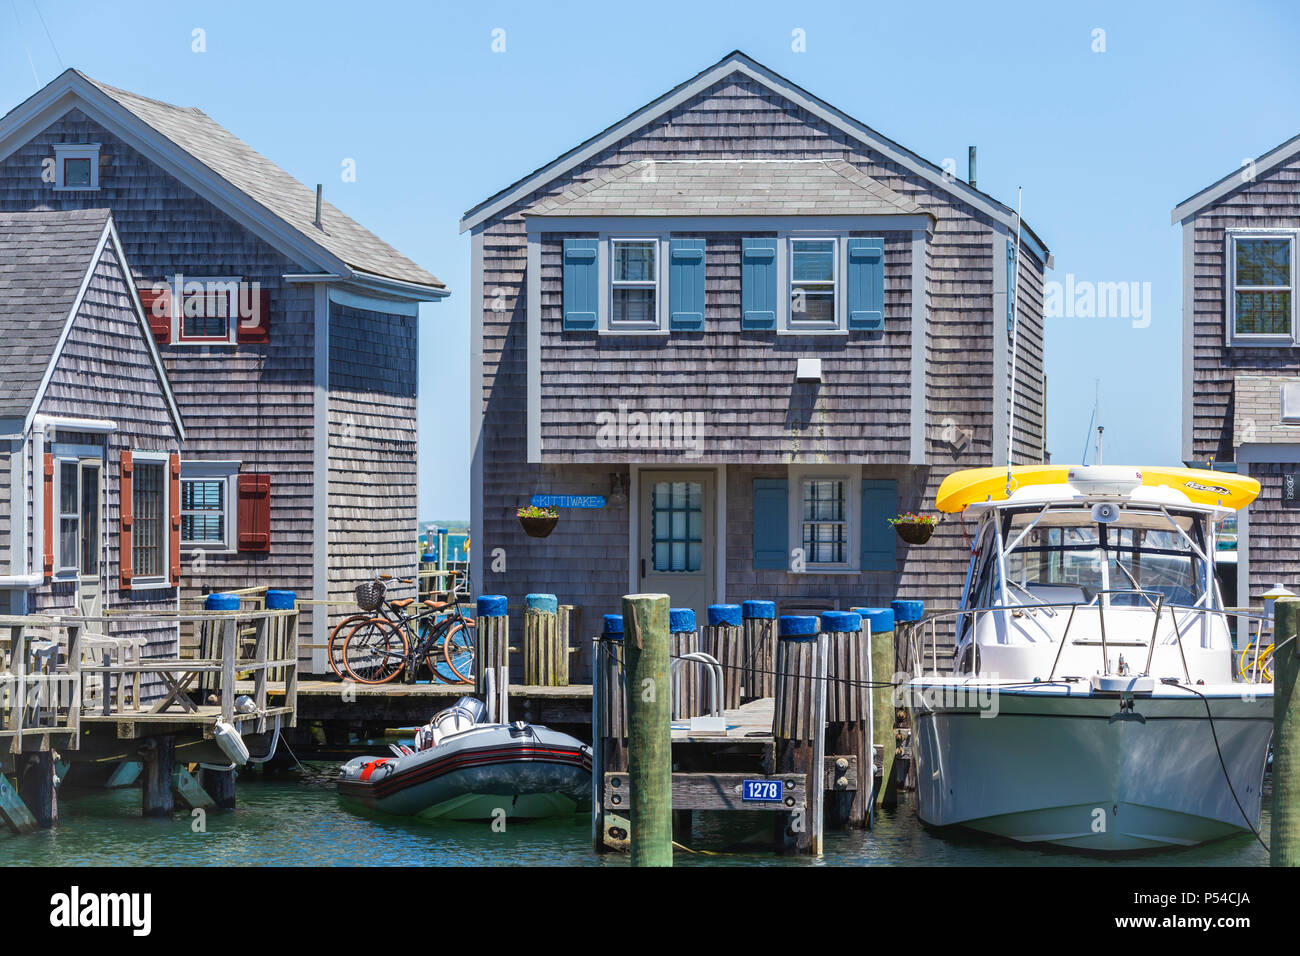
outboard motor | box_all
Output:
[432,696,488,741]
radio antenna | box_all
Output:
[1005,187,1024,496]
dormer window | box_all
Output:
[53,143,100,191]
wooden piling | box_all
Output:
[668,607,701,719]
[741,600,776,701]
[201,767,237,809]
[0,769,38,834]
[523,594,567,686]
[623,593,672,867]
[772,615,826,855]
[822,611,870,829]
[883,600,924,809]
[701,604,744,711]
[16,751,56,829]
[141,736,176,817]
[475,596,509,723]
[593,614,629,853]
[851,606,895,815]
[1273,597,1300,865]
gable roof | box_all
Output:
[0,208,183,435]
[1171,129,1300,224]
[461,50,1050,262]
[524,159,927,218]
[0,70,446,296]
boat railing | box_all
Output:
[907,599,1274,685]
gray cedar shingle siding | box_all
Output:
[30,238,181,689]
[327,300,419,615]
[1188,152,1300,462]
[477,69,1048,629]
[0,110,316,630]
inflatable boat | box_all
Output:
[338,697,592,820]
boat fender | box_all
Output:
[213,720,250,766]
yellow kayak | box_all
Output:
[935,465,1260,513]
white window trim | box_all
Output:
[607,237,663,332]
[1226,229,1298,347]
[129,450,171,590]
[787,236,841,332]
[788,464,860,572]
[171,276,244,346]
[180,460,240,553]
[52,143,100,191]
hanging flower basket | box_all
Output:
[887,512,937,545]
[517,505,559,538]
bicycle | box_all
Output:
[338,574,477,685]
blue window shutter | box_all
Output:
[741,237,777,329]
[752,478,789,570]
[669,238,706,330]
[847,237,884,330]
[1006,240,1016,332]
[563,239,598,330]
[860,478,898,571]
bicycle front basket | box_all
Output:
[355,580,386,611]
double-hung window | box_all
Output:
[53,458,102,576]
[789,238,838,329]
[177,277,242,343]
[801,477,849,566]
[57,461,79,573]
[131,458,167,582]
[611,239,658,328]
[1229,231,1296,345]
[180,461,238,552]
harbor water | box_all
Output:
[0,765,1270,866]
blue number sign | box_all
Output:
[741,779,784,803]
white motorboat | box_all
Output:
[907,464,1273,851]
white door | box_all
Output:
[638,470,715,617]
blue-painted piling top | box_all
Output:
[669,607,696,633]
[420,552,436,563]
[476,595,508,617]
[850,607,895,633]
[891,599,925,623]
[525,593,558,614]
[742,599,776,620]
[265,589,296,610]
[707,604,742,627]
[778,615,819,639]
[602,614,624,639]
[820,610,862,633]
[205,592,241,611]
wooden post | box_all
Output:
[141,736,176,817]
[668,607,701,719]
[1273,597,1300,865]
[623,593,672,867]
[742,601,776,701]
[883,600,924,809]
[523,593,566,686]
[701,604,743,711]
[16,750,56,829]
[201,767,237,810]
[475,596,509,722]
[822,611,870,829]
[772,615,826,855]
[593,614,629,853]
[0,769,38,834]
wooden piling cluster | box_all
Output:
[668,608,703,719]
[522,593,569,686]
[772,614,827,853]
[474,596,510,723]
[821,611,871,830]
[741,601,777,701]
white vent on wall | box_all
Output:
[795,358,822,383]
[1281,382,1300,423]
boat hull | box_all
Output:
[338,724,592,821]
[908,682,1272,851]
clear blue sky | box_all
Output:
[5,1,1299,520]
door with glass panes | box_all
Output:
[56,458,104,617]
[638,471,715,617]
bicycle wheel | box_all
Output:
[328,613,371,679]
[440,621,476,684]
[342,617,408,684]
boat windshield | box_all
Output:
[981,508,1211,610]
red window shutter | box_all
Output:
[169,453,181,585]
[120,450,133,588]
[42,453,54,579]
[237,473,271,552]
[236,289,271,344]
[138,285,172,345]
